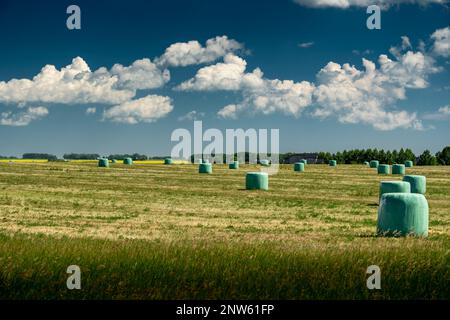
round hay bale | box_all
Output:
[260,159,270,166]
[246,172,269,190]
[199,163,212,174]
[402,175,426,194]
[329,160,337,167]
[377,164,390,174]
[370,160,379,168]
[405,160,413,168]
[379,181,410,200]
[364,161,369,166]
[123,158,133,165]
[98,158,109,168]
[392,164,405,175]
[377,193,428,237]
[294,162,305,172]
[229,161,239,169]
[164,158,173,165]
[111,159,117,164]
[203,159,210,164]
[300,159,307,165]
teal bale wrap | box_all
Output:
[403,175,426,194]
[377,193,429,237]
[246,172,269,190]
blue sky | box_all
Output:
[0,0,449,157]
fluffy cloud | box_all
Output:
[431,27,450,57]
[177,54,315,118]
[0,57,169,106]
[313,49,439,129]
[179,32,443,130]
[293,0,447,9]
[0,107,48,126]
[156,36,243,67]
[110,58,170,90]
[176,54,249,91]
[103,95,173,124]
[177,110,205,121]
[217,104,240,119]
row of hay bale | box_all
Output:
[98,157,133,167]
[99,157,177,167]
[367,160,414,175]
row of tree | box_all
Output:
[317,147,449,166]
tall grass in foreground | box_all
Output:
[0,233,448,300]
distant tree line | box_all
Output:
[22,153,57,160]
[0,147,448,165]
[63,153,100,160]
[315,146,449,166]
[107,153,148,160]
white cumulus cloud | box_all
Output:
[178,31,444,130]
[156,36,243,67]
[431,27,450,57]
[103,95,173,124]
[0,57,169,106]
[0,106,48,126]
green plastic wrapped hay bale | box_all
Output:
[123,158,133,165]
[402,175,426,194]
[246,172,269,190]
[203,159,210,164]
[377,164,390,174]
[300,159,307,165]
[294,162,305,172]
[98,158,109,168]
[260,159,270,166]
[164,158,173,165]
[364,161,369,166]
[370,160,379,168]
[229,161,239,169]
[199,163,212,174]
[392,164,405,175]
[377,193,428,237]
[111,159,117,164]
[379,181,410,200]
[405,160,413,168]
[329,160,337,167]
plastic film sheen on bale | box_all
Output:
[364,161,369,166]
[370,160,379,168]
[392,164,405,175]
[246,172,269,190]
[229,161,239,169]
[378,164,390,174]
[377,193,429,237]
[123,158,133,165]
[403,175,426,194]
[98,159,109,168]
[199,163,212,174]
[164,158,173,165]
[294,162,305,172]
[329,160,337,167]
[111,159,117,164]
[405,160,413,168]
[260,159,270,166]
[379,181,410,200]
[300,159,307,165]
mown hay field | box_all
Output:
[0,162,448,299]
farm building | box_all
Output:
[286,153,321,164]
